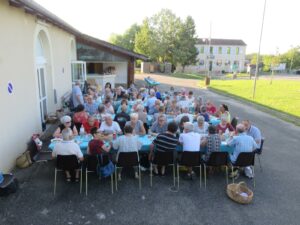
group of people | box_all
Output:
[52,80,262,181]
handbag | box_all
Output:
[97,155,115,178]
[16,151,32,169]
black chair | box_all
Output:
[150,151,176,187]
[54,155,82,195]
[115,152,141,191]
[231,117,238,129]
[231,152,255,187]
[85,154,114,196]
[0,174,18,196]
[204,152,229,188]
[177,151,202,189]
[254,138,265,172]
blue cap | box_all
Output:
[0,172,3,184]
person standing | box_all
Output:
[72,81,84,108]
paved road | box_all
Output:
[1,74,300,225]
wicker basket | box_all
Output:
[226,182,253,204]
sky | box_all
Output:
[35,0,300,55]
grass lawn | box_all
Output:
[168,72,205,80]
[224,73,251,79]
[207,79,300,118]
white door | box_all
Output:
[71,61,87,87]
[37,66,47,125]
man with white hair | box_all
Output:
[179,122,202,179]
[125,113,146,135]
[52,128,84,182]
[146,89,157,115]
[99,114,122,134]
[228,123,258,179]
[72,81,84,108]
[176,107,194,124]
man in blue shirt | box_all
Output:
[84,95,98,115]
[242,120,262,146]
[147,89,157,115]
[72,81,84,108]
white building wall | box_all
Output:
[0,1,75,172]
[104,62,128,85]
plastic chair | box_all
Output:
[115,152,141,191]
[254,138,265,172]
[177,151,202,189]
[54,155,82,195]
[204,152,229,188]
[150,151,176,187]
[231,152,255,187]
[85,154,114,195]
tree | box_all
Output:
[173,16,198,72]
[109,24,140,51]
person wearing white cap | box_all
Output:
[53,115,78,138]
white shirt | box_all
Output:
[179,132,201,151]
[193,122,209,134]
[177,100,190,109]
[52,141,83,159]
[99,121,121,133]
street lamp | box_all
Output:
[252,0,267,99]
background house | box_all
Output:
[178,38,247,74]
[0,0,147,172]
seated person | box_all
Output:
[114,104,130,132]
[228,124,258,178]
[187,91,195,104]
[242,120,262,146]
[125,113,146,136]
[149,114,168,136]
[194,96,204,114]
[73,104,88,132]
[52,128,83,182]
[154,86,162,100]
[219,104,231,123]
[216,116,235,136]
[179,122,201,178]
[83,116,100,134]
[136,104,148,132]
[201,125,221,162]
[166,100,180,115]
[193,115,209,135]
[198,106,210,122]
[150,121,179,175]
[113,125,142,180]
[176,107,194,124]
[147,89,158,115]
[179,115,190,133]
[53,115,78,138]
[153,106,166,122]
[177,95,189,110]
[84,95,98,115]
[206,100,217,115]
[96,105,107,122]
[87,127,111,155]
[104,99,115,115]
[116,99,131,114]
[99,114,122,135]
[114,86,125,101]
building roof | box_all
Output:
[196,38,247,46]
[8,0,148,61]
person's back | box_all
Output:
[203,126,221,161]
[72,82,83,108]
[179,123,201,152]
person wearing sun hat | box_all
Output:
[53,115,78,138]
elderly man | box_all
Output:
[242,120,262,146]
[228,124,258,179]
[99,114,122,134]
[146,89,157,115]
[149,114,168,136]
[179,122,201,179]
[52,128,84,182]
[72,81,84,108]
[84,95,98,115]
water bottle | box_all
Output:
[79,125,85,138]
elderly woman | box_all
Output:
[193,115,209,135]
[53,115,78,138]
[149,114,168,136]
[216,115,235,136]
[166,100,180,115]
[206,100,217,115]
[96,104,107,123]
[113,125,142,180]
[194,96,204,114]
[104,99,115,115]
[219,104,231,123]
[114,86,125,101]
[83,116,100,134]
[201,125,221,162]
[153,106,165,122]
[117,99,131,114]
[125,113,146,136]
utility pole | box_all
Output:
[252,0,267,99]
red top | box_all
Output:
[216,123,235,134]
[207,104,217,115]
[88,139,104,155]
[73,111,88,124]
[83,120,100,134]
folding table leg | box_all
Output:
[177,165,180,189]
[226,166,228,185]
[115,168,118,191]
[150,163,153,187]
[204,165,207,189]
[173,164,176,187]
[54,169,57,195]
[139,166,141,190]
[86,171,88,196]
[80,169,82,194]
[199,166,202,188]
[111,174,114,194]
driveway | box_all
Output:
[1,73,300,225]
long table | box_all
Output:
[48,135,233,155]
